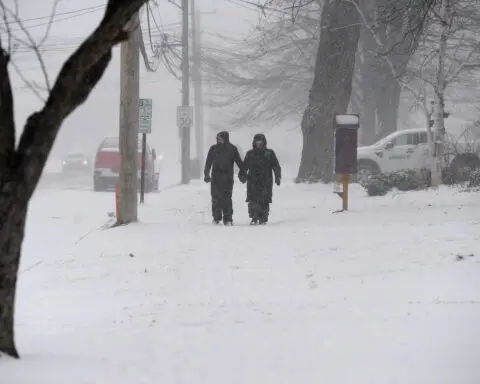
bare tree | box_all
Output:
[199,0,429,144]
[377,0,480,184]
[201,3,321,130]
[410,0,480,185]
[352,0,437,144]
[200,0,427,180]
[0,0,148,359]
[296,0,361,182]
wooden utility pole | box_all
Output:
[191,0,205,178]
[181,0,191,184]
[118,13,140,224]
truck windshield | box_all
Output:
[101,138,143,150]
[374,135,394,148]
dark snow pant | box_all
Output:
[211,180,233,223]
[248,200,270,222]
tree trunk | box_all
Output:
[296,0,361,183]
[360,0,425,143]
[0,0,148,359]
[118,14,140,224]
[374,67,401,140]
[0,209,26,358]
[356,32,378,145]
[431,0,450,187]
[359,79,377,145]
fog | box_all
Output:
[11,0,302,179]
[10,0,479,182]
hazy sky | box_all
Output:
[7,0,477,168]
[10,0,262,162]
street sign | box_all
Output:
[177,106,193,128]
[139,98,152,134]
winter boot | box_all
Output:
[224,221,233,226]
[213,219,220,224]
[258,216,268,225]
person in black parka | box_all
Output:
[243,133,281,225]
[204,131,245,225]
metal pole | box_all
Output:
[181,0,190,184]
[140,133,146,203]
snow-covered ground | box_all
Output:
[2,180,480,383]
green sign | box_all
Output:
[139,98,152,134]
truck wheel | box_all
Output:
[357,162,379,185]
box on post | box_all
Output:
[333,114,359,211]
[333,114,359,174]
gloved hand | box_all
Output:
[204,175,211,183]
[239,172,247,184]
[275,177,281,186]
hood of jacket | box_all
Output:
[252,133,267,148]
[216,131,230,144]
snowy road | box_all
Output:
[38,171,93,191]
[3,182,480,383]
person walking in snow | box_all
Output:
[204,131,246,226]
[243,133,281,225]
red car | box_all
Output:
[93,137,160,192]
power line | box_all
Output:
[6,7,105,34]
[11,21,181,49]
[1,5,104,25]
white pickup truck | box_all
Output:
[356,128,480,184]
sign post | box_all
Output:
[333,114,359,212]
[139,98,152,203]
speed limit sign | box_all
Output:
[177,106,193,128]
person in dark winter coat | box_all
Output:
[243,133,281,225]
[204,131,245,225]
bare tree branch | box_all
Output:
[3,0,61,92]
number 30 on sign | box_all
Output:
[177,106,193,128]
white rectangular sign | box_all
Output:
[139,98,152,134]
[177,106,193,128]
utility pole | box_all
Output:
[181,0,191,184]
[191,0,205,178]
[118,13,140,224]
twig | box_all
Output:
[9,59,45,101]
[3,0,60,92]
